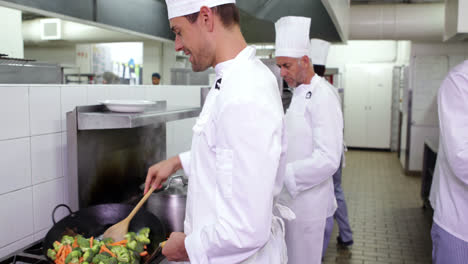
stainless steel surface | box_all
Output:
[146,175,187,234]
[0,61,62,84]
[76,102,201,130]
[200,87,210,107]
[66,100,200,210]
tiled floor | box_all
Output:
[323,150,433,264]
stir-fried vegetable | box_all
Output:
[48,228,151,264]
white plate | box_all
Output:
[99,100,156,113]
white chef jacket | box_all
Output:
[430,60,468,242]
[282,74,342,264]
[178,46,288,263]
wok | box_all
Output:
[43,204,167,264]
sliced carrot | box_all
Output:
[89,237,94,248]
[73,237,78,248]
[140,251,148,257]
[143,245,147,250]
[79,257,84,263]
[99,245,116,258]
[109,240,127,246]
[56,245,64,257]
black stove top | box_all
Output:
[0,240,49,264]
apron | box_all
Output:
[180,86,294,264]
[281,78,331,264]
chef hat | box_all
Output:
[166,0,236,19]
[275,16,311,58]
[309,38,330,66]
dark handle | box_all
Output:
[52,204,74,225]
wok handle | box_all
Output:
[52,204,73,224]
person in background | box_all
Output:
[429,60,468,264]
[152,72,161,85]
[275,16,342,264]
[310,39,354,258]
[144,0,292,263]
[102,71,120,84]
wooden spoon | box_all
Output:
[103,186,156,242]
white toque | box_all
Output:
[165,0,236,19]
[309,38,330,66]
[275,16,311,58]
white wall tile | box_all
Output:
[31,133,62,185]
[87,85,109,105]
[0,138,31,195]
[29,85,61,135]
[129,86,146,100]
[145,86,162,101]
[108,86,131,100]
[0,235,34,259]
[33,228,50,242]
[61,86,87,131]
[33,178,66,232]
[0,86,29,140]
[0,188,34,248]
[158,85,201,107]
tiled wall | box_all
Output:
[0,84,201,258]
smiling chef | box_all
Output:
[144,0,294,263]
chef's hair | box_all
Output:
[184,4,240,28]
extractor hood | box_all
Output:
[237,0,349,43]
[444,0,468,41]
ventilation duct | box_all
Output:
[349,3,444,41]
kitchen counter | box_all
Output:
[73,102,201,130]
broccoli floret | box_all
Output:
[135,228,150,245]
[77,235,90,249]
[127,241,144,253]
[83,249,95,262]
[91,244,100,254]
[102,238,114,245]
[65,249,82,264]
[61,235,75,245]
[83,262,89,264]
[124,232,136,242]
[92,253,110,264]
[111,246,130,263]
[53,241,62,252]
[47,249,57,260]
[129,251,140,264]
[70,249,82,258]
[108,258,118,264]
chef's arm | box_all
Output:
[184,102,283,264]
[178,151,192,178]
[439,71,468,184]
[284,92,343,198]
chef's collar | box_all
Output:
[294,74,321,95]
[214,58,235,80]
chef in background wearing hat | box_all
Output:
[144,1,293,263]
[275,17,342,264]
[309,39,354,258]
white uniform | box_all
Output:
[430,60,468,242]
[281,74,342,264]
[178,46,290,264]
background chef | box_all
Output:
[144,0,290,263]
[309,39,354,257]
[275,16,343,264]
[429,60,468,264]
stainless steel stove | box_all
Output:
[0,240,48,264]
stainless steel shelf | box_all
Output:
[75,102,200,130]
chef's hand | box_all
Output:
[144,156,182,194]
[162,232,189,261]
